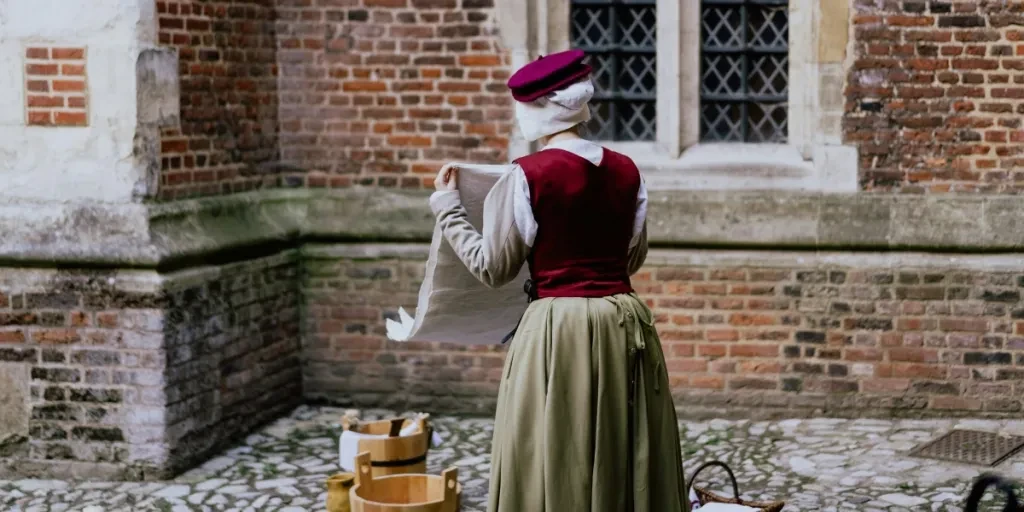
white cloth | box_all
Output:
[510,138,648,248]
[514,79,594,142]
[337,417,443,472]
[385,163,530,344]
[693,504,759,512]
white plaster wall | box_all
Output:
[0,0,156,203]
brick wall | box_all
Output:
[163,252,302,473]
[23,46,89,127]
[146,0,1024,197]
[847,1,1024,193]
[0,253,302,480]
[275,0,511,189]
[157,0,284,200]
[0,270,167,480]
[302,247,1024,418]
[302,252,505,414]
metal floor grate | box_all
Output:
[909,429,1024,467]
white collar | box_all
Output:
[541,138,604,166]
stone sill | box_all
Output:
[619,143,858,194]
[1,187,1023,268]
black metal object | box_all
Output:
[909,429,1024,467]
[688,461,742,502]
[570,0,657,141]
[700,0,789,143]
[500,279,538,344]
[965,473,1022,512]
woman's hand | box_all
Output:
[434,164,458,192]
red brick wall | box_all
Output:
[304,251,1024,418]
[634,264,1023,416]
[23,47,89,127]
[303,254,505,414]
[275,0,511,189]
[157,0,284,200]
[847,1,1024,194]
[149,1,1024,197]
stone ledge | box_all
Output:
[2,188,1024,267]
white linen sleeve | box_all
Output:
[629,177,648,249]
[511,165,538,248]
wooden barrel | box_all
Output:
[349,452,461,512]
[342,415,431,478]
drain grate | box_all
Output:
[909,429,1024,467]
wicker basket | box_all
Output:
[965,473,1021,512]
[688,461,784,512]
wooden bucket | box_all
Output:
[349,451,461,512]
[343,415,431,478]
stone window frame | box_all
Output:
[498,0,858,192]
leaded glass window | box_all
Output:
[701,0,789,143]
[570,0,657,142]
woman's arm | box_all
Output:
[628,222,648,276]
[627,177,649,275]
[429,168,530,289]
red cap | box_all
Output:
[506,49,592,103]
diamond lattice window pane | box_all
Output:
[571,6,613,48]
[700,1,789,143]
[702,6,743,50]
[619,6,656,48]
[749,55,789,97]
[749,6,789,49]
[702,54,744,97]
[749,102,788,143]
[701,102,743,142]
[620,54,657,96]
[618,101,656,141]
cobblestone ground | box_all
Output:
[3,406,1024,511]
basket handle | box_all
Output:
[964,473,1021,512]
[687,461,741,502]
[442,466,459,512]
[354,451,374,491]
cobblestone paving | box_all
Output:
[3,406,1024,511]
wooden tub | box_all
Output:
[342,415,432,478]
[349,452,461,512]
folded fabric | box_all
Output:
[694,503,760,512]
[385,163,530,345]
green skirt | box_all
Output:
[488,293,687,512]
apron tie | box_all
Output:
[606,294,654,512]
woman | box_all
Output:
[429,49,687,512]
